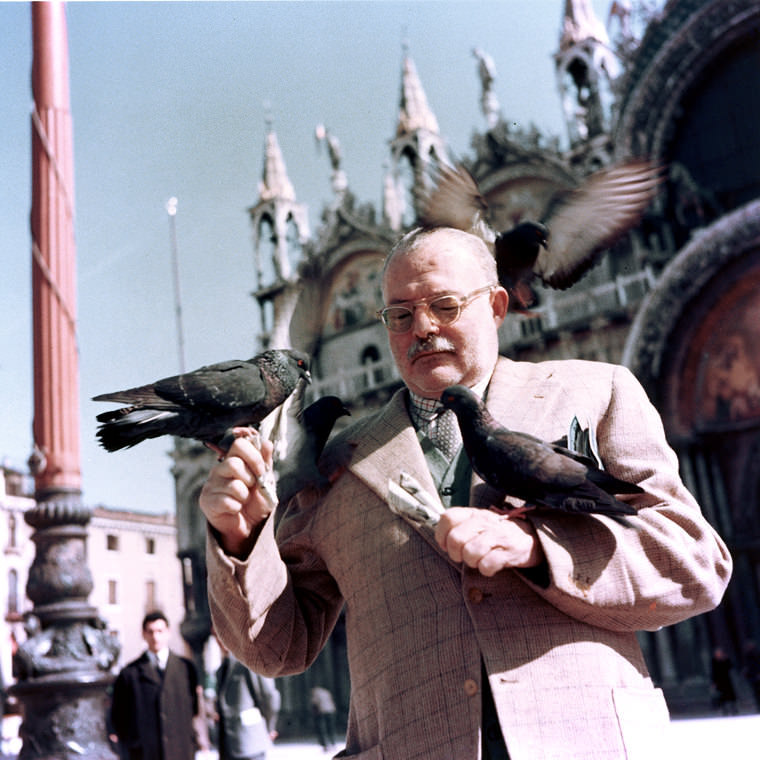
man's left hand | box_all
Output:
[435,507,545,576]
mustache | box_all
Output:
[407,335,457,361]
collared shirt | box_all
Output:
[151,648,169,671]
[408,375,490,436]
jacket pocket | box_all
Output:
[612,686,670,759]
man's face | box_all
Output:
[142,619,170,654]
[381,230,507,398]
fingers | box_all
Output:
[199,434,276,555]
[435,507,543,576]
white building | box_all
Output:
[0,463,188,702]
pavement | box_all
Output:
[268,714,760,758]
[668,714,759,758]
[4,714,760,758]
[269,740,342,758]
[269,715,760,758]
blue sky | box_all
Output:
[0,0,649,514]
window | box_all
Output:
[146,580,156,610]
[106,534,119,551]
[8,512,17,549]
[146,537,156,555]
[8,569,18,614]
[108,579,117,605]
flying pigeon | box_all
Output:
[440,385,641,518]
[93,349,311,452]
[419,159,662,310]
[274,394,351,504]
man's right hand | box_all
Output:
[199,432,275,559]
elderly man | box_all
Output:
[200,227,731,759]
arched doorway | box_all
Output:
[623,201,760,711]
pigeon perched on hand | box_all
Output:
[274,395,350,504]
[419,160,662,310]
[93,349,311,452]
[440,385,641,518]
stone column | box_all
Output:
[10,3,120,757]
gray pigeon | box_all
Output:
[440,385,641,518]
[94,349,311,451]
[419,160,662,310]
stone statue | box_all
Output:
[473,48,501,129]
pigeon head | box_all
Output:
[440,385,481,416]
[303,395,350,431]
[264,348,312,385]
[532,222,549,249]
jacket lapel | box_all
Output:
[137,652,162,686]
[347,387,441,508]
[343,388,455,560]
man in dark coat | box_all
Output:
[110,610,200,760]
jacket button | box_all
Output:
[468,587,484,604]
[464,678,478,697]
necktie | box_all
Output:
[150,652,164,678]
[428,407,462,461]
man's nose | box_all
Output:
[411,304,438,337]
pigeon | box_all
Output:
[93,348,311,452]
[274,395,351,504]
[439,385,641,518]
[419,159,663,310]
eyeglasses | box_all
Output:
[377,284,495,333]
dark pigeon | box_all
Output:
[274,395,350,504]
[440,385,641,518]
[93,349,311,452]
[419,160,662,310]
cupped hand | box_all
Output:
[199,431,275,558]
[434,507,544,577]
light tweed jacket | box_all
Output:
[207,357,732,760]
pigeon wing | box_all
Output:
[153,359,266,412]
[534,160,662,289]
[418,163,495,243]
[92,383,175,410]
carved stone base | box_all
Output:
[10,673,117,759]
[12,489,121,759]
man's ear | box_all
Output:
[491,286,509,326]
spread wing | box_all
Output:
[418,163,495,243]
[535,160,662,289]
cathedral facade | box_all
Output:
[175,0,760,729]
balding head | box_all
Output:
[383,227,497,289]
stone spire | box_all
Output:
[559,0,610,51]
[555,0,620,150]
[258,126,296,202]
[248,120,309,348]
[389,46,447,225]
[396,54,440,137]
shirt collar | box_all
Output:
[408,374,491,430]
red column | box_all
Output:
[30,0,81,496]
